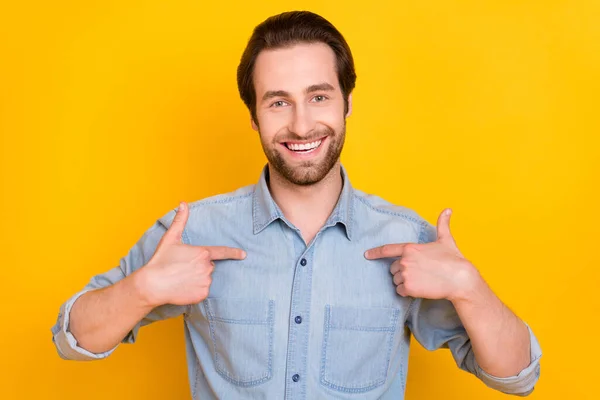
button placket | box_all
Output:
[284,249,314,399]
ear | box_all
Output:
[251,117,259,131]
[345,93,353,118]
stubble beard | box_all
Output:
[260,122,346,186]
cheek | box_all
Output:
[317,101,346,124]
[318,110,346,133]
[258,111,290,137]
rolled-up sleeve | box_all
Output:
[51,288,118,361]
[51,211,188,361]
[471,322,542,396]
[407,297,542,396]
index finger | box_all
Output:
[205,246,247,261]
[364,244,406,260]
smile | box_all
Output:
[283,139,323,153]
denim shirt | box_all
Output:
[52,164,542,399]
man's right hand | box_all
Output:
[136,201,246,307]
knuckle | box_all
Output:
[404,243,419,253]
[197,248,210,260]
[200,288,210,299]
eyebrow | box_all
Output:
[261,82,335,102]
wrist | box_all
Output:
[130,267,161,309]
[448,261,485,305]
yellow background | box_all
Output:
[1,1,598,399]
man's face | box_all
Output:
[251,42,352,186]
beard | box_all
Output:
[260,121,346,186]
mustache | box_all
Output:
[275,126,334,143]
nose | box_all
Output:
[288,104,315,138]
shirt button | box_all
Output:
[300,258,307,266]
[292,374,300,382]
[295,315,302,324]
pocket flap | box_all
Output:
[205,298,272,324]
[327,305,399,331]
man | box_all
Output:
[52,10,542,399]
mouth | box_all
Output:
[281,137,325,154]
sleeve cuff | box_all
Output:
[474,322,542,396]
[51,289,119,361]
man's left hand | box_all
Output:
[364,209,479,301]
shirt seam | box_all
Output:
[187,191,254,209]
[354,195,428,234]
[354,195,424,225]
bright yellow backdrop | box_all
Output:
[1,1,598,399]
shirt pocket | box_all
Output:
[204,297,275,387]
[320,304,400,393]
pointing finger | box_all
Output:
[205,246,247,261]
[364,244,406,260]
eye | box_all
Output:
[312,95,328,103]
[270,100,288,108]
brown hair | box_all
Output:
[237,11,357,124]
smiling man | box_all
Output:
[51,11,542,399]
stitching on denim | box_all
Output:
[320,305,331,388]
[255,216,280,233]
[320,306,399,393]
[208,317,269,325]
[267,300,274,381]
[355,195,427,227]
[192,357,201,399]
[328,325,396,332]
[205,298,273,387]
[252,187,280,233]
[204,299,220,381]
[383,308,401,386]
[346,194,355,239]
[188,191,253,209]
[417,221,430,244]
[299,248,315,398]
[215,366,271,387]
[284,235,305,399]
[404,298,416,323]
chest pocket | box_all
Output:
[204,297,275,387]
[320,305,400,393]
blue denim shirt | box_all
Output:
[52,164,542,399]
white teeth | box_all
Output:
[287,140,322,151]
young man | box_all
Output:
[51,11,542,399]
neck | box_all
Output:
[267,162,343,242]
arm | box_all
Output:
[365,208,542,395]
[408,296,541,396]
[51,215,186,360]
[450,270,531,377]
[67,268,165,355]
[51,201,246,360]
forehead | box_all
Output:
[253,42,339,95]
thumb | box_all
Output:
[162,201,189,245]
[436,208,455,245]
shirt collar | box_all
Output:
[252,164,354,240]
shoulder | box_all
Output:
[157,183,256,229]
[351,188,437,244]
